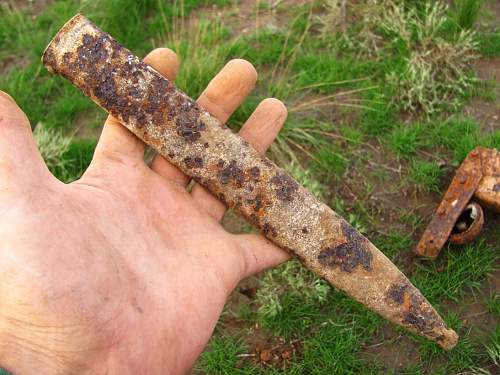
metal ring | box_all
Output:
[449,202,484,245]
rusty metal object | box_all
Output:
[448,202,484,245]
[415,147,499,258]
[415,150,483,258]
[42,14,458,349]
[474,148,500,212]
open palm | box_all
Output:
[0,49,289,375]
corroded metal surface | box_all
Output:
[415,147,499,259]
[448,202,484,245]
[415,150,483,258]
[474,148,500,212]
[42,14,458,349]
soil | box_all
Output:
[479,0,500,32]
[243,333,302,371]
[4,0,52,15]
[0,55,30,76]
[221,209,255,234]
[187,0,313,40]
[362,325,420,370]
[73,110,105,139]
[464,58,500,133]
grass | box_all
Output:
[310,146,348,180]
[258,290,322,339]
[1,0,499,374]
[484,327,500,369]
[479,32,500,57]
[450,0,484,30]
[323,0,481,116]
[429,117,500,164]
[385,117,499,172]
[375,230,414,261]
[196,335,248,374]
[486,292,500,316]
[34,123,96,182]
[254,261,329,338]
[412,240,496,304]
[416,314,482,373]
[34,123,72,175]
[387,123,425,159]
[407,159,443,193]
[297,321,364,374]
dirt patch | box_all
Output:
[479,0,500,31]
[4,0,53,15]
[474,58,500,82]
[213,274,304,371]
[464,97,499,133]
[232,0,314,35]
[0,55,31,76]
[243,332,302,371]
[222,209,255,233]
[464,58,500,132]
[187,0,314,39]
[327,141,437,227]
[73,110,104,139]
[227,0,277,36]
[361,324,420,370]
[456,298,498,336]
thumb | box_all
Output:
[233,233,291,280]
[0,91,49,185]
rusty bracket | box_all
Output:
[415,147,500,259]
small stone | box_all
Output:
[260,350,272,362]
[281,351,291,360]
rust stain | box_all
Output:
[270,172,299,202]
[387,282,408,305]
[183,156,204,169]
[218,160,245,187]
[262,222,278,238]
[386,278,450,339]
[175,109,206,142]
[247,166,261,180]
[318,221,373,273]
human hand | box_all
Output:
[0,49,290,375]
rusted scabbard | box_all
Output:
[42,14,458,349]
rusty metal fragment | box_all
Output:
[415,147,499,259]
[474,148,500,212]
[415,150,483,258]
[42,14,458,349]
